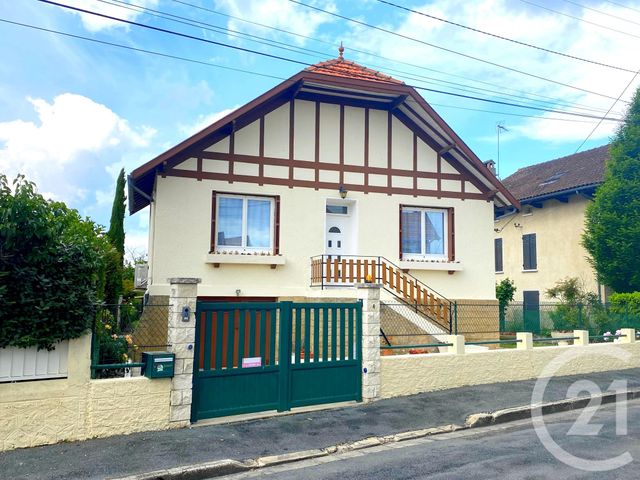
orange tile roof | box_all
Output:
[305,57,404,85]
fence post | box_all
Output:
[620,328,635,344]
[357,283,381,403]
[454,302,458,334]
[446,334,465,355]
[167,277,201,426]
[516,332,533,350]
[577,303,584,329]
[90,312,99,379]
[573,330,589,346]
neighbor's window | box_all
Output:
[214,194,276,253]
[400,206,448,259]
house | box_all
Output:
[494,144,609,306]
[128,50,519,335]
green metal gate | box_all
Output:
[191,301,362,421]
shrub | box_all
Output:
[0,175,111,350]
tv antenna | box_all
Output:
[496,122,509,178]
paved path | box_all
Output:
[3,368,640,479]
[227,399,640,479]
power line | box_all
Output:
[574,69,640,153]
[169,0,623,115]
[603,0,640,15]
[29,1,626,121]
[561,0,640,28]
[0,17,284,80]
[520,0,640,40]
[0,15,625,127]
[0,15,614,127]
[289,0,626,102]
[376,0,636,73]
[428,102,620,123]
[99,0,619,117]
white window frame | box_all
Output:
[215,194,275,254]
[401,206,448,260]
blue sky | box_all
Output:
[1,0,638,257]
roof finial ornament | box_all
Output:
[338,41,344,61]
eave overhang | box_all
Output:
[129,70,520,214]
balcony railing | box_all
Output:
[310,254,451,331]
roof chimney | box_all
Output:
[484,159,497,176]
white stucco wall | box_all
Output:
[148,176,496,300]
[495,195,599,302]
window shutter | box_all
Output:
[274,195,281,255]
[529,234,537,270]
[522,233,537,270]
[398,205,403,260]
[448,208,455,261]
[495,238,503,272]
[522,234,530,270]
[210,192,217,253]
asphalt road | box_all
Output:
[227,399,640,479]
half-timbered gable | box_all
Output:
[130,52,518,304]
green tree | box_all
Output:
[104,168,126,305]
[0,175,111,350]
[583,88,640,293]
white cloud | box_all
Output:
[344,0,640,143]
[0,92,155,209]
[59,0,159,32]
[124,229,149,263]
[178,106,240,137]
[213,0,336,45]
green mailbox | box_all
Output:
[142,352,175,378]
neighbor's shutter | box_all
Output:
[529,234,537,270]
[494,238,503,272]
[522,233,537,270]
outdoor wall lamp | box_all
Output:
[339,185,348,199]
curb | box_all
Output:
[113,389,640,480]
[465,387,640,428]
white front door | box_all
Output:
[325,202,353,283]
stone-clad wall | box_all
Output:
[381,333,639,399]
[0,334,172,452]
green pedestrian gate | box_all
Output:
[191,301,362,421]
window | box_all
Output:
[495,238,503,272]
[400,206,450,259]
[212,193,278,254]
[326,205,348,215]
[522,233,537,270]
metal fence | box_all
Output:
[380,302,450,354]
[91,301,170,379]
[380,300,640,351]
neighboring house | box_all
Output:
[129,51,518,333]
[494,145,608,305]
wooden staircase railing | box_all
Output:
[310,255,451,332]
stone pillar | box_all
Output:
[620,328,636,344]
[516,332,533,350]
[446,334,465,355]
[357,284,381,403]
[167,277,200,426]
[573,330,589,346]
